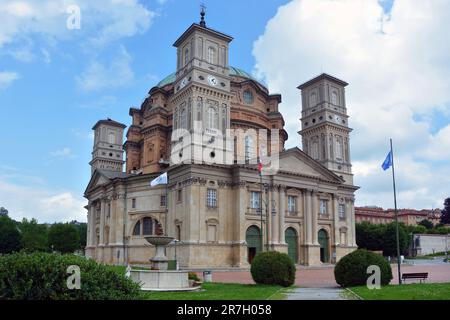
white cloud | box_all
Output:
[0,0,156,49]
[76,45,134,91]
[0,71,19,89]
[253,0,450,209]
[0,180,87,223]
[50,147,76,159]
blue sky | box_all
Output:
[1,0,449,222]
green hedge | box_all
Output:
[334,249,393,287]
[0,252,141,300]
[250,251,295,287]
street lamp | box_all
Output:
[171,239,180,270]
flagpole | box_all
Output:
[390,138,402,285]
[259,170,264,253]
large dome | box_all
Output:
[155,66,265,88]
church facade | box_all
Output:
[84,14,358,268]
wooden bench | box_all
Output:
[401,272,428,283]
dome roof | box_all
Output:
[155,66,265,89]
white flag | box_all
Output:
[150,172,167,187]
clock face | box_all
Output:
[180,77,188,89]
[207,75,218,86]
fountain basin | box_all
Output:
[144,236,174,246]
[131,269,200,291]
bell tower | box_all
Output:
[298,74,353,184]
[90,118,126,175]
[170,8,233,165]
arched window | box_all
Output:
[132,217,157,236]
[133,221,141,235]
[207,47,215,64]
[207,107,218,129]
[174,107,178,129]
[245,135,253,160]
[197,97,203,122]
[142,217,153,235]
[108,132,115,144]
[331,90,338,105]
[309,92,317,107]
[180,108,187,129]
[335,136,343,160]
[222,105,227,130]
[184,47,189,66]
[312,137,319,160]
[176,225,181,241]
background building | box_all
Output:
[355,206,442,226]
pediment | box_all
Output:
[277,148,343,183]
[84,170,111,195]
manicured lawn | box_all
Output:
[143,283,283,300]
[350,283,450,300]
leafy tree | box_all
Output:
[440,197,450,225]
[0,215,21,254]
[418,219,434,230]
[19,218,48,252]
[48,223,80,253]
[356,222,385,251]
[383,222,409,256]
[0,207,8,217]
[70,221,87,249]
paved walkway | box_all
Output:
[195,263,450,287]
[283,287,350,300]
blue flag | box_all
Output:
[381,151,392,171]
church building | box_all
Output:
[84,11,358,268]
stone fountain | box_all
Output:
[130,224,199,291]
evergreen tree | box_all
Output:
[440,197,450,225]
[0,215,21,254]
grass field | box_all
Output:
[142,283,283,300]
[350,283,450,300]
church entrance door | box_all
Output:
[285,227,298,263]
[318,229,329,263]
[246,226,261,264]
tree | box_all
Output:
[48,223,80,253]
[418,219,434,230]
[440,197,450,225]
[19,218,48,252]
[383,222,409,256]
[356,222,385,251]
[0,207,8,217]
[70,221,87,250]
[0,215,21,254]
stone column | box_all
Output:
[333,194,340,246]
[304,189,312,245]
[99,198,105,245]
[349,199,357,246]
[311,190,319,245]
[272,186,279,245]
[278,186,286,244]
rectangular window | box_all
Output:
[320,199,328,215]
[160,195,167,207]
[288,196,297,214]
[177,190,182,202]
[206,189,217,207]
[250,191,261,212]
[339,204,346,219]
[131,198,136,209]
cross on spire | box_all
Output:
[200,3,206,27]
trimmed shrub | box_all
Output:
[0,252,141,300]
[188,272,200,282]
[334,249,393,287]
[250,251,296,287]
